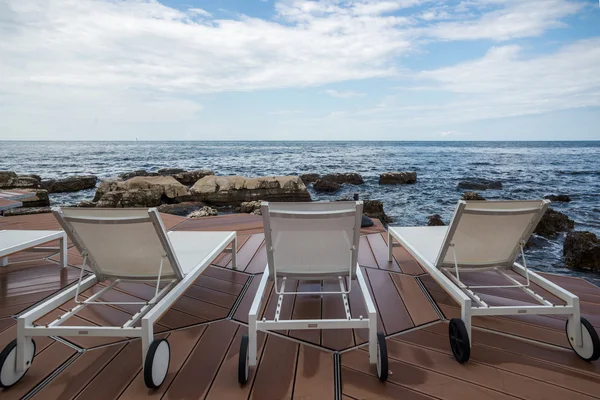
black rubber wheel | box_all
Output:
[566,317,600,361]
[144,339,170,389]
[449,318,470,363]
[376,332,388,381]
[0,338,36,389]
[238,334,250,384]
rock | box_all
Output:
[428,214,446,226]
[0,171,41,189]
[457,179,502,190]
[188,206,218,218]
[322,173,364,185]
[545,194,571,202]
[362,200,393,224]
[299,173,320,184]
[158,168,186,175]
[119,170,159,180]
[379,172,417,185]
[170,170,214,186]
[93,176,190,207]
[157,202,207,216]
[3,207,51,216]
[19,189,50,207]
[313,179,341,193]
[191,176,311,205]
[462,192,485,200]
[534,208,574,237]
[564,231,600,271]
[239,201,262,215]
[77,200,97,207]
[41,175,97,193]
[20,174,42,182]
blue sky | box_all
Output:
[0,0,599,140]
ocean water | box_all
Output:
[1,141,599,283]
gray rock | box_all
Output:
[299,173,320,184]
[191,176,311,205]
[41,175,97,193]
[157,202,207,216]
[545,194,571,202]
[158,168,186,175]
[313,179,341,193]
[188,206,218,218]
[457,179,502,190]
[3,207,51,216]
[361,199,393,224]
[19,189,50,207]
[534,208,574,237]
[462,192,486,200]
[564,231,600,271]
[77,200,97,207]
[93,176,190,207]
[171,169,214,186]
[428,214,445,226]
[322,173,364,185]
[119,170,159,180]
[239,201,262,214]
[0,171,42,189]
[379,172,417,185]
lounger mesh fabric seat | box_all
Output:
[388,199,600,364]
[0,207,236,390]
[237,201,388,383]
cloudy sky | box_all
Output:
[0,0,599,140]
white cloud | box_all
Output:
[323,89,366,98]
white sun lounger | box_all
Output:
[388,199,599,363]
[0,230,67,267]
[0,207,237,389]
[238,201,388,384]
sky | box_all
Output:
[0,0,599,141]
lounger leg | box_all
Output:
[387,231,393,262]
[567,298,583,347]
[231,237,237,269]
[141,319,154,365]
[16,319,28,372]
[248,314,257,367]
[0,256,7,267]
[60,235,68,268]
[461,300,472,346]
[368,308,377,364]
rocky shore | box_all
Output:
[0,168,595,273]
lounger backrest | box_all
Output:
[436,200,549,269]
[52,207,183,281]
[263,201,362,279]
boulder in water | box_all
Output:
[427,214,445,226]
[533,208,574,237]
[299,173,320,184]
[41,175,97,193]
[563,231,600,271]
[322,173,364,185]
[157,202,207,216]
[379,172,417,185]
[188,206,218,218]
[119,170,159,180]
[462,192,485,201]
[457,179,502,190]
[191,176,310,205]
[0,171,41,189]
[362,199,393,224]
[313,179,341,193]
[544,194,571,202]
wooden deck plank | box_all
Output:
[289,281,322,345]
[0,342,77,400]
[343,348,518,400]
[357,236,378,269]
[390,274,439,327]
[244,242,268,274]
[170,294,229,321]
[347,278,378,345]
[0,317,16,334]
[194,274,246,295]
[367,233,401,272]
[212,234,251,267]
[162,321,238,400]
[364,268,414,335]
[30,343,126,400]
[250,335,299,400]
[321,281,355,351]
[156,308,207,330]
[381,232,424,275]
[229,233,264,271]
[292,346,335,400]
[341,367,436,400]
[233,274,272,324]
[394,326,600,398]
[180,284,239,309]
[202,265,250,285]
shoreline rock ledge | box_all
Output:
[564,231,600,271]
[93,176,190,207]
[191,176,311,205]
[379,172,417,185]
[41,175,97,193]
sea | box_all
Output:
[1,141,599,284]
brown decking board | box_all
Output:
[1,213,600,399]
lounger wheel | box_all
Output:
[144,339,170,389]
[0,338,36,389]
[376,332,388,381]
[449,318,470,364]
[238,334,249,384]
[566,317,600,361]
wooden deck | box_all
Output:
[1,212,599,399]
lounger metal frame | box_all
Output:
[388,200,584,348]
[13,208,237,373]
[247,201,379,367]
